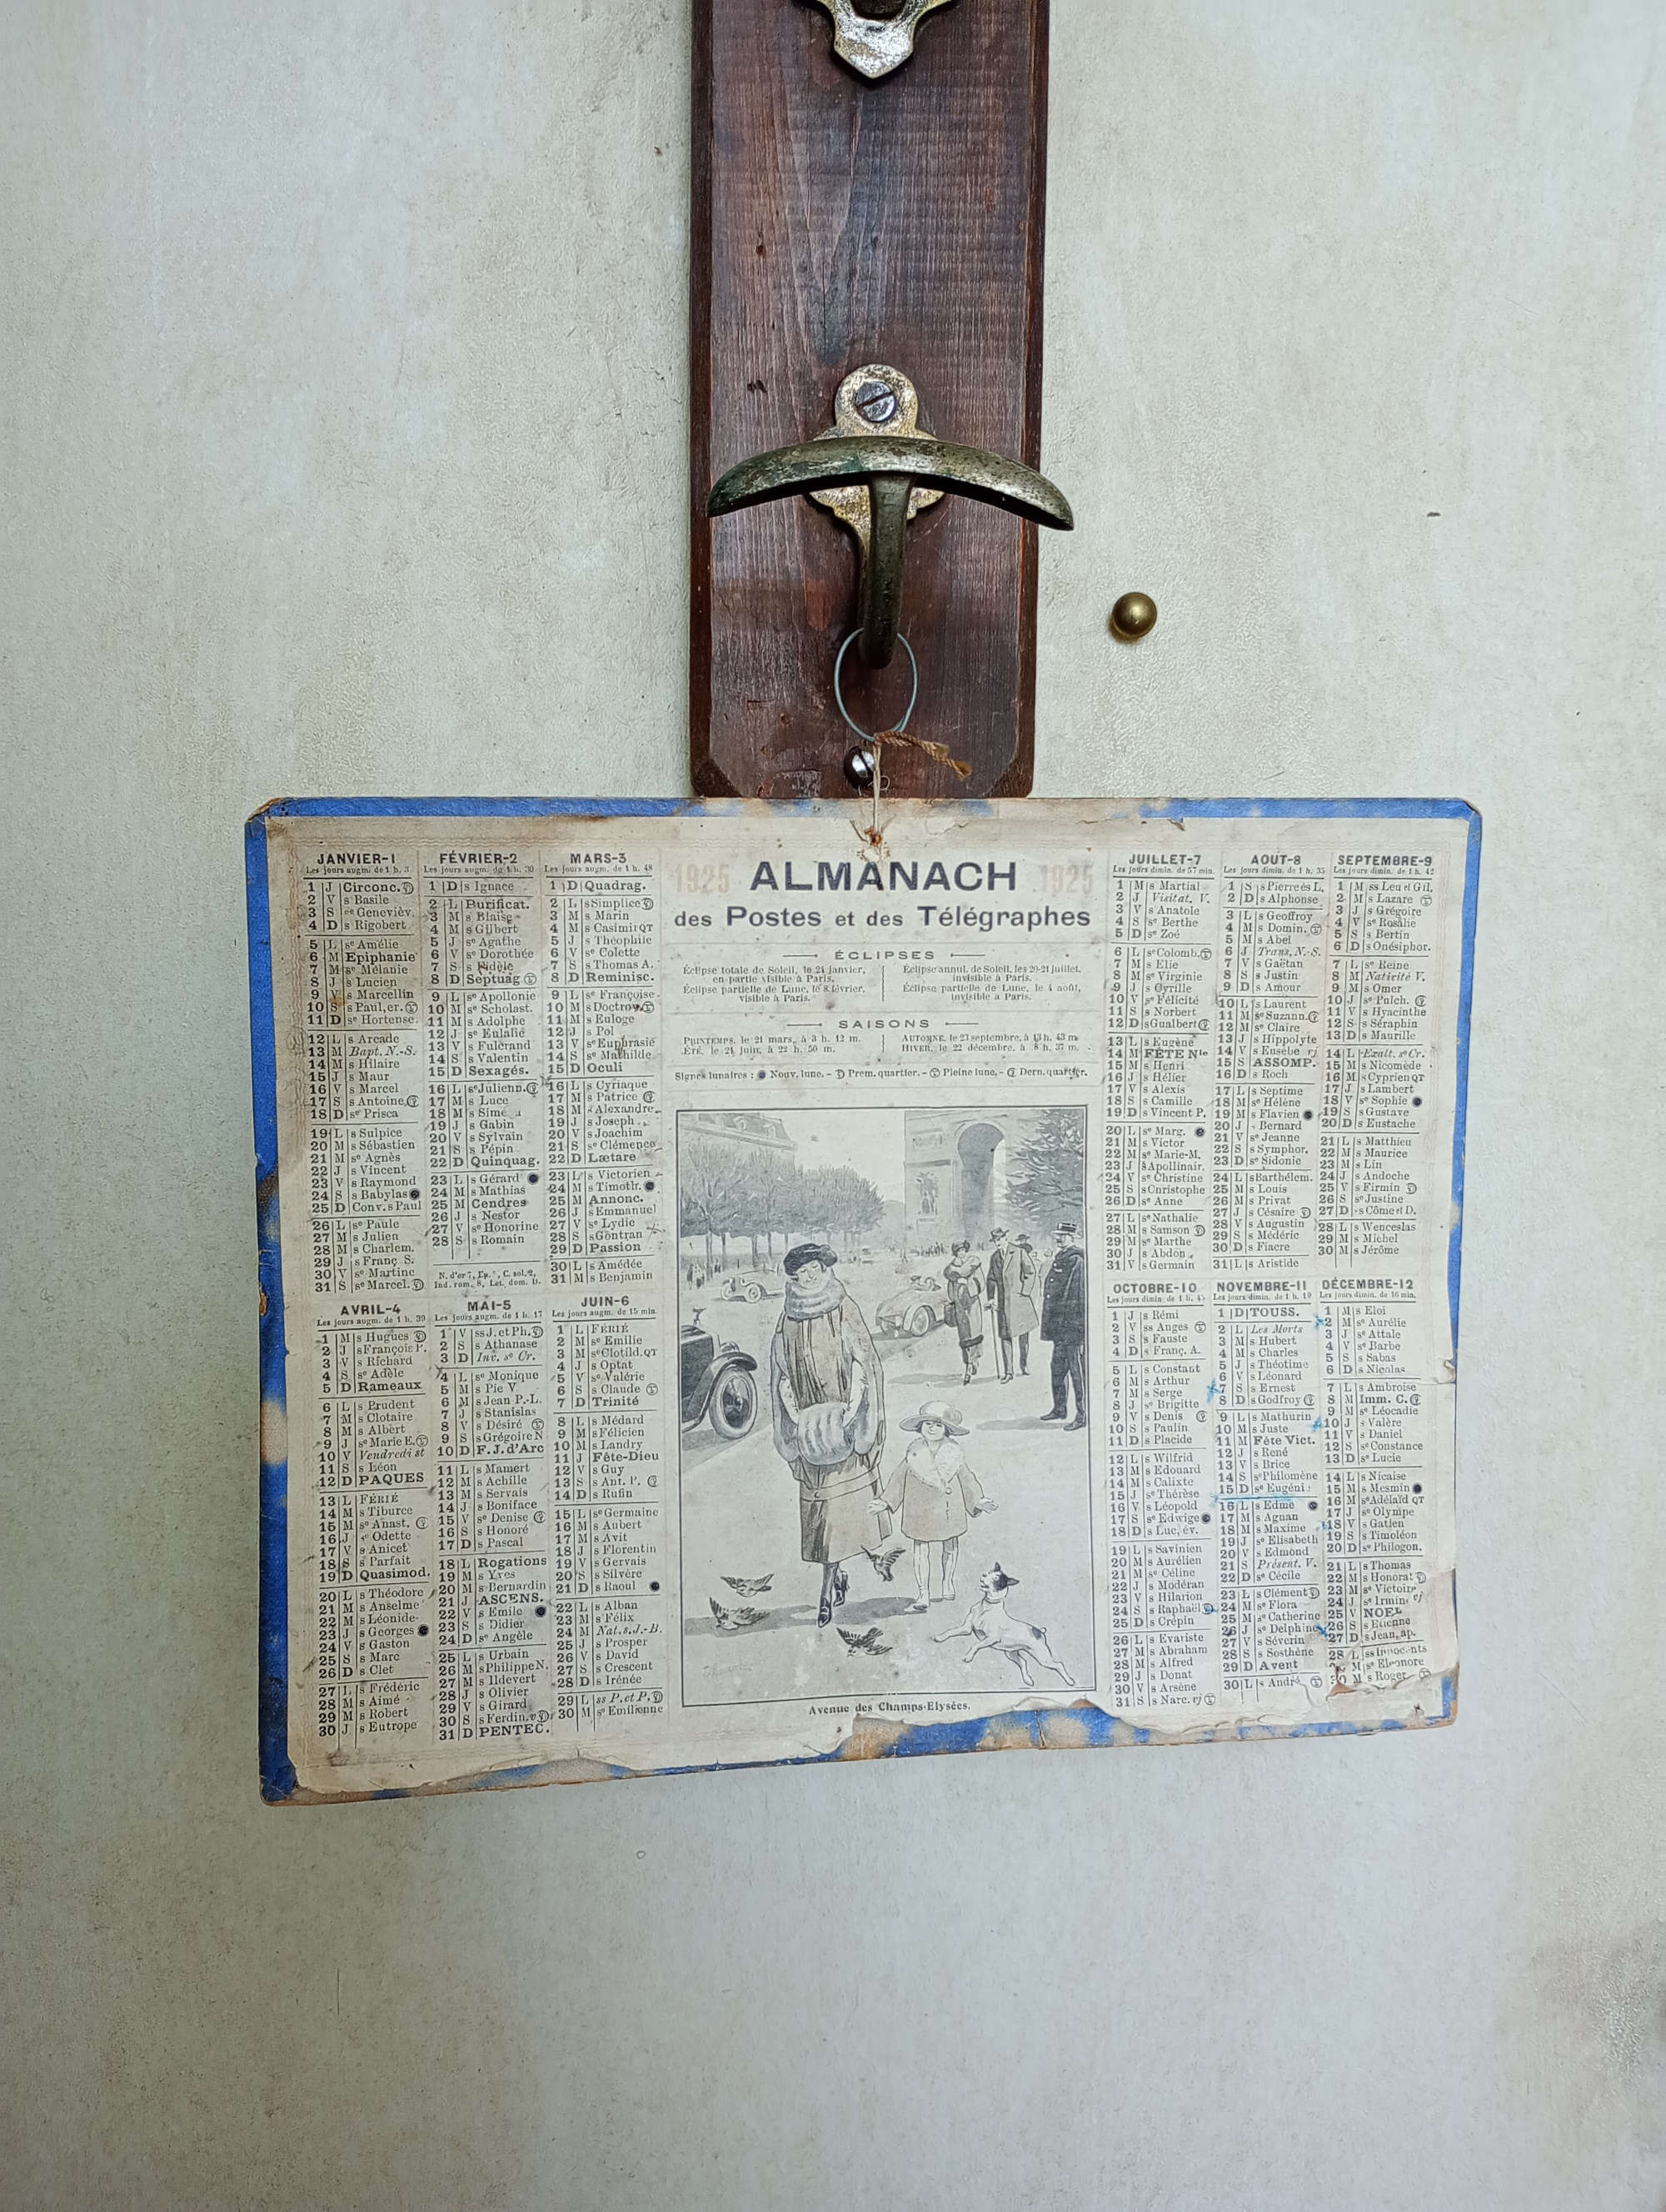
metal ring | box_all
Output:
[831,630,918,743]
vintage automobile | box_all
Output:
[718,1273,769,1304]
[679,1312,760,1437]
[875,1273,949,1339]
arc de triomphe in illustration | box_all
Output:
[903,1107,1061,1248]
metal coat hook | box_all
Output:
[707,362,1073,670]
[804,0,959,81]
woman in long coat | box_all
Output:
[986,1238,1040,1371]
[943,1241,985,1384]
[770,1243,887,1627]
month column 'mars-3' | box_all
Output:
[544,854,661,1288]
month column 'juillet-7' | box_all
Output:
[1103,854,1218,1712]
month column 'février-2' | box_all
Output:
[423,849,554,1747]
[425,849,544,1286]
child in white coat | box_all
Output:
[880,1400,996,1612]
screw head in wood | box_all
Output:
[1110,590,1158,640]
[853,378,900,426]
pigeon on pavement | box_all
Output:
[837,1625,892,1657]
[710,1597,770,1632]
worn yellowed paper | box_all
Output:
[254,800,1474,1798]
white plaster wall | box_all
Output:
[2,3,1662,2205]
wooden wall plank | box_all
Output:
[691,0,1050,798]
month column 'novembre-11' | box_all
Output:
[1211,854,1328,1704]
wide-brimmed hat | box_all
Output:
[901,1399,967,1437]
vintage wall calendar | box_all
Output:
[247,798,1479,1801]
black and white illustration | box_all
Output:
[677,1106,1095,1706]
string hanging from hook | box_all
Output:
[833,629,968,849]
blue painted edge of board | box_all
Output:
[247,795,1479,1803]
[247,810,298,1802]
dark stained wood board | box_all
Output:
[690,0,1050,799]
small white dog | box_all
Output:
[932,1564,1075,1689]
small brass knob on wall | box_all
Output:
[1110,591,1158,640]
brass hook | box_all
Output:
[707,363,1073,670]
